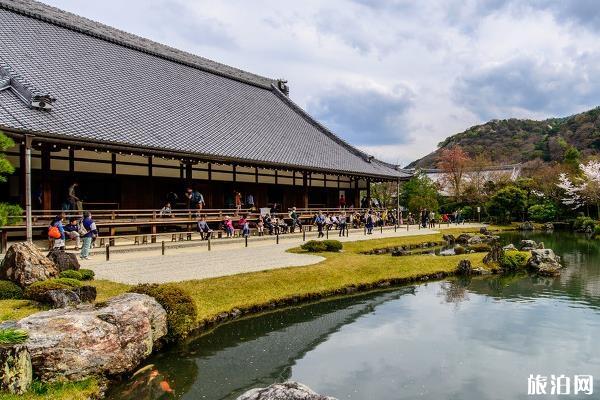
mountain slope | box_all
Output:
[408,107,600,168]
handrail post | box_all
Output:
[105,244,110,261]
[161,241,165,255]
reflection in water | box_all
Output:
[108,232,600,400]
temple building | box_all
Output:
[0,0,409,214]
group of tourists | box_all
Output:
[48,211,97,259]
[404,208,465,228]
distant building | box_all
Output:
[409,164,522,196]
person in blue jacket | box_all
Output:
[49,212,66,250]
[80,211,98,260]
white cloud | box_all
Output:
[43,0,600,166]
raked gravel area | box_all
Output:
[81,224,484,284]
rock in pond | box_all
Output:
[0,344,32,395]
[519,221,535,231]
[456,259,473,275]
[237,381,337,400]
[527,249,563,276]
[0,242,59,288]
[483,244,504,264]
[502,244,517,251]
[16,293,167,381]
[542,222,554,231]
[46,249,80,272]
[519,240,538,251]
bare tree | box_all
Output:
[437,146,470,201]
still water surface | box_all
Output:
[108,232,600,400]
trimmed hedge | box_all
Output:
[24,278,82,302]
[322,240,343,252]
[79,269,95,281]
[59,270,83,280]
[0,280,24,300]
[58,269,95,281]
[301,240,343,252]
[129,284,197,342]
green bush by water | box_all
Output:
[129,284,198,342]
[499,252,528,271]
[573,216,597,232]
[0,280,23,300]
[0,328,28,344]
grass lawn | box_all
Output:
[0,225,512,400]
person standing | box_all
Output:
[246,193,255,211]
[289,207,302,232]
[338,213,347,237]
[185,188,204,210]
[315,211,325,238]
[339,194,346,209]
[67,183,81,210]
[234,190,242,214]
[365,210,374,234]
[80,211,97,260]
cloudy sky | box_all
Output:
[45,0,600,166]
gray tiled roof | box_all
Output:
[0,0,410,179]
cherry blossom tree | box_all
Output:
[557,160,600,217]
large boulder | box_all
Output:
[39,286,97,309]
[16,293,167,381]
[237,381,337,400]
[483,244,504,264]
[46,249,80,272]
[0,344,32,395]
[542,222,554,231]
[0,242,59,288]
[519,240,538,251]
[527,249,563,276]
[455,234,473,245]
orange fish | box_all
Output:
[160,380,173,393]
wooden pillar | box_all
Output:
[111,153,117,175]
[41,145,51,210]
[24,136,33,242]
[354,178,360,208]
[232,164,237,183]
[69,148,75,173]
[185,163,193,187]
[147,156,153,178]
[302,172,309,208]
[19,143,26,208]
[366,178,371,207]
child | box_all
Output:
[63,217,81,249]
[224,216,234,238]
[257,215,264,236]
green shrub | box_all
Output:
[528,203,557,222]
[0,328,28,344]
[0,203,23,227]
[595,224,600,238]
[301,240,327,252]
[499,252,528,272]
[129,284,197,342]
[0,280,23,300]
[573,216,597,232]
[322,240,343,252]
[59,270,83,280]
[79,269,95,281]
[467,243,491,253]
[24,278,82,302]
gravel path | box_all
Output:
[83,224,484,284]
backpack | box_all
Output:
[78,221,89,236]
[48,225,61,239]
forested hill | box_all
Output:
[407,107,600,168]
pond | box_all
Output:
[107,232,600,400]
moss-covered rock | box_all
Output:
[24,278,82,303]
[128,284,197,342]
